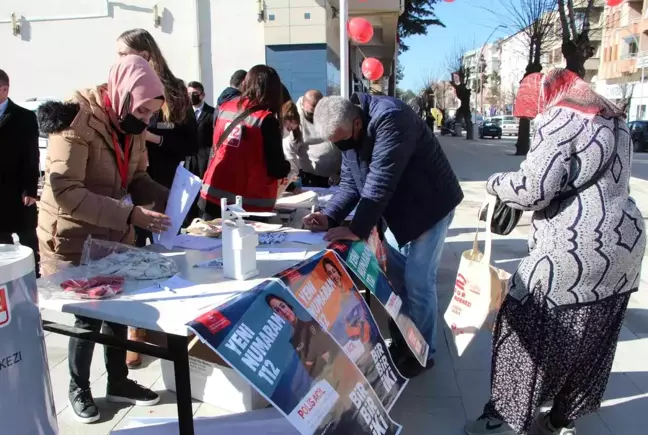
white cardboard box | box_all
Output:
[160,356,269,413]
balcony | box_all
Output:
[584,57,600,71]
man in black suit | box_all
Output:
[185,81,216,224]
[186,81,216,179]
[0,70,40,273]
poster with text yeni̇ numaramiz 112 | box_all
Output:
[187,279,402,435]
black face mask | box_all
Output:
[304,112,314,123]
[119,114,148,135]
[190,94,202,106]
[334,126,360,151]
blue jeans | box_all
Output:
[384,210,454,360]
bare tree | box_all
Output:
[617,82,635,116]
[486,0,557,154]
[557,0,597,78]
[446,45,474,139]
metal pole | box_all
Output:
[631,56,646,121]
[340,0,350,97]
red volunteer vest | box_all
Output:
[201,98,278,212]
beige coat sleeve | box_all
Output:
[48,133,133,231]
[128,142,170,213]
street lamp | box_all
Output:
[477,24,507,117]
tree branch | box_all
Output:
[557,0,571,43]
[580,0,595,41]
[566,0,579,39]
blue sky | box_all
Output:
[398,0,511,91]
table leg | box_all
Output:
[167,334,195,435]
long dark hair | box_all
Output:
[118,28,190,123]
[239,65,283,115]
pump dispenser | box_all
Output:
[220,196,259,280]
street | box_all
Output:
[447,131,648,181]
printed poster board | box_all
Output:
[188,279,402,435]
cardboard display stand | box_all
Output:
[0,244,57,435]
[146,330,268,412]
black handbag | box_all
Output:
[481,119,620,236]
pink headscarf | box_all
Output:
[513,69,623,120]
[106,54,164,118]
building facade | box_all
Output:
[599,0,648,120]
[1,0,399,104]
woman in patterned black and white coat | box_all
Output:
[465,69,645,435]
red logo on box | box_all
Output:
[0,286,10,328]
[197,310,231,334]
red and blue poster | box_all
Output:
[276,250,408,410]
[187,279,402,435]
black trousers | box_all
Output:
[68,315,129,391]
[134,227,152,248]
[0,229,40,277]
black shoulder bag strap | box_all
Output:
[554,118,620,202]
[209,105,270,159]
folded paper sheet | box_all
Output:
[154,164,202,249]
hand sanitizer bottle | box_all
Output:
[221,197,259,280]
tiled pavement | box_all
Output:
[43,136,648,434]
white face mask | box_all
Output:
[283,128,291,139]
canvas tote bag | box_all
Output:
[444,194,511,356]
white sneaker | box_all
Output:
[464,417,518,435]
[529,412,576,435]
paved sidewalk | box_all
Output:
[43,135,648,434]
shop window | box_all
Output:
[304,12,311,20]
[269,14,275,21]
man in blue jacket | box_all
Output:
[303,93,463,377]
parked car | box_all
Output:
[487,116,503,125]
[479,121,502,139]
[500,115,519,136]
[16,97,61,175]
[628,120,648,152]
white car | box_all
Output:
[500,116,519,136]
[16,97,62,175]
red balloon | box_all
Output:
[348,18,374,44]
[606,0,623,5]
[444,0,456,2]
[362,58,384,81]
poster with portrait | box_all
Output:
[330,240,430,366]
[187,279,402,435]
[276,251,407,410]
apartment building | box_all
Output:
[599,0,648,120]
[462,42,501,115]
[0,0,400,103]
[498,31,528,114]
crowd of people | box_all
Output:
[0,26,645,435]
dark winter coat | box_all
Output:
[185,102,216,179]
[146,107,199,188]
[216,87,241,108]
[324,93,464,247]
[0,99,40,233]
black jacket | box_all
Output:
[185,102,215,179]
[146,107,199,188]
[216,87,241,108]
[0,99,40,232]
